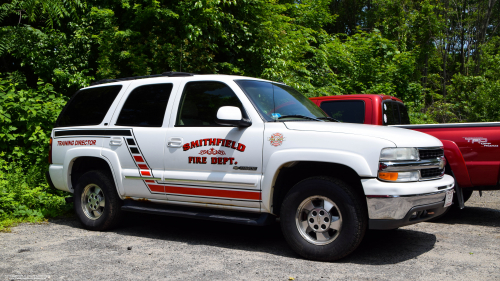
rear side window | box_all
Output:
[176,81,246,127]
[398,102,410,124]
[56,85,122,127]
[383,101,410,125]
[116,83,173,127]
[319,100,365,123]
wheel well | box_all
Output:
[271,161,365,216]
[70,157,113,189]
[445,162,453,176]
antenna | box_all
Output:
[180,43,182,72]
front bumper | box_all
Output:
[363,175,455,229]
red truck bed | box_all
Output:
[396,123,500,189]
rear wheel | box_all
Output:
[280,177,367,261]
[74,170,123,231]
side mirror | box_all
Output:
[216,106,252,127]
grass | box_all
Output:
[0,164,72,232]
[0,217,49,232]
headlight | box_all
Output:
[379,147,420,182]
[380,148,419,161]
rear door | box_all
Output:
[102,80,180,200]
[161,80,264,212]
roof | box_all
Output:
[87,72,285,89]
[89,72,196,86]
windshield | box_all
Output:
[234,80,328,122]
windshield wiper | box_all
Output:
[276,115,323,122]
[318,117,341,122]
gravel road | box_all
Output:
[1,191,499,281]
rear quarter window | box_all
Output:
[319,100,365,123]
[383,101,410,125]
[56,85,122,127]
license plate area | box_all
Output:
[444,189,454,207]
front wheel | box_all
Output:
[74,170,123,231]
[461,188,473,204]
[280,177,367,261]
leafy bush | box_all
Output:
[0,161,72,231]
[325,30,423,102]
[0,74,67,170]
[0,75,70,230]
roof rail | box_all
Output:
[90,71,195,86]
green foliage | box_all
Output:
[2,0,497,125]
[324,30,422,101]
[87,0,335,95]
[0,74,67,169]
[0,75,69,229]
[0,0,83,27]
[0,160,71,231]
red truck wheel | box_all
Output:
[462,189,473,203]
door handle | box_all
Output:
[110,137,122,146]
[168,137,183,148]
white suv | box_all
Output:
[47,72,454,261]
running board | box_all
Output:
[121,200,276,226]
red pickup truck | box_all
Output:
[310,94,500,208]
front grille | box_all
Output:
[420,168,444,179]
[419,148,444,160]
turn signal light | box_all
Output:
[378,172,398,181]
[378,171,420,182]
[48,138,53,164]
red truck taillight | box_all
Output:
[49,137,53,164]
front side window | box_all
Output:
[116,83,173,127]
[235,80,328,122]
[56,85,122,127]
[176,81,246,127]
[319,100,365,123]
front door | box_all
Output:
[162,80,264,211]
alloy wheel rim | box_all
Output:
[81,184,105,220]
[295,196,342,245]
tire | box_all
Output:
[448,188,473,209]
[429,179,473,222]
[280,176,367,261]
[74,170,123,231]
[462,188,473,203]
[446,168,473,206]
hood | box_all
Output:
[284,122,442,148]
